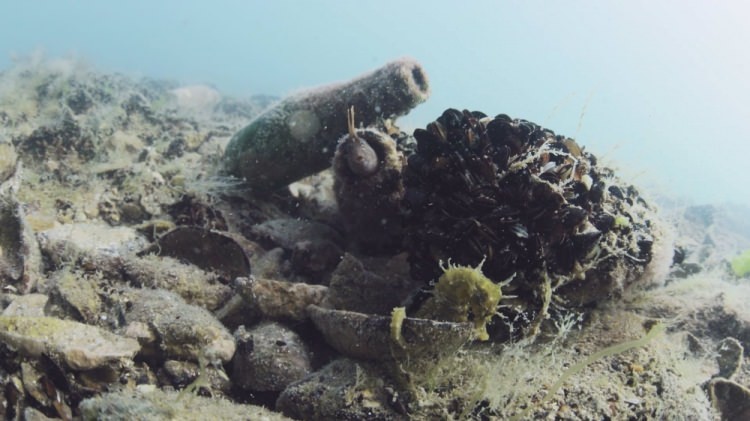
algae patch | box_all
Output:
[731,249,750,277]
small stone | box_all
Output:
[0,192,43,293]
[709,378,750,420]
[121,289,235,363]
[37,222,148,275]
[47,269,102,323]
[0,142,18,185]
[324,253,419,315]
[122,254,232,311]
[23,407,57,421]
[0,316,140,370]
[276,358,406,421]
[158,359,231,396]
[715,337,743,379]
[250,218,343,251]
[232,322,313,392]
[2,294,48,317]
[79,388,293,421]
[235,277,327,321]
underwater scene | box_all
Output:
[0,1,749,420]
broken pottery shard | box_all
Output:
[307,304,472,362]
[223,58,430,193]
[122,288,235,363]
[235,277,327,321]
[0,316,140,370]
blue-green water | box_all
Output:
[1,0,747,206]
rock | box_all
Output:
[1,294,48,317]
[0,186,43,293]
[158,359,231,396]
[23,407,57,421]
[0,142,18,185]
[21,361,73,419]
[46,269,102,323]
[0,316,140,370]
[276,358,406,421]
[121,289,235,363]
[79,388,293,421]
[709,378,750,421]
[171,85,221,113]
[232,322,313,393]
[715,337,743,380]
[234,277,327,321]
[250,218,343,251]
[634,276,750,350]
[324,253,419,315]
[37,222,148,275]
[123,254,232,311]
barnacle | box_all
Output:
[403,109,656,338]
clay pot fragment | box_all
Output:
[307,304,472,362]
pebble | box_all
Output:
[79,388,293,421]
[37,222,148,275]
[0,315,140,370]
[1,294,48,317]
[123,254,232,311]
[121,288,235,363]
[234,277,327,321]
[232,322,313,392]
[276,358,406,421]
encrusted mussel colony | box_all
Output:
[400,109,655,339]
[0,56,697,421]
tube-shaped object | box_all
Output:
[223,58,429,193]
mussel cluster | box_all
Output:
[402,109,655,316]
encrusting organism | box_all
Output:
[402,109,658,339]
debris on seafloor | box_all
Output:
[1,55,747,420]
[222,57,430,193]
